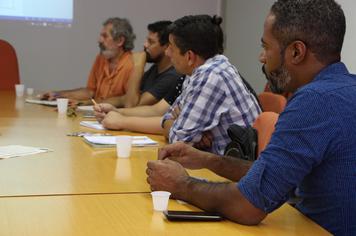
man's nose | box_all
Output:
[143,41,149,49]
[259,51,266,64]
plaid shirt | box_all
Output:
[162,55,261,154]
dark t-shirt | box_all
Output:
[163,76,185,105]
[140,65,181,101]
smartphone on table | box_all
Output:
[163,210,223,221]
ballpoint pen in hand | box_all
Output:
[91,98,98,106]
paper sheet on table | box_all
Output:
[77,105,94,111]
[80,121,105,130]
[0,145,51,159]
[25,99,57,106]
[83,136,158,147]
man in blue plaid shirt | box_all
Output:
[162,15,261,155]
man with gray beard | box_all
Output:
[40,17,136,105]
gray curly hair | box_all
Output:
[103,17,136,51]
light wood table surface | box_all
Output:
[0,92,225,197]
[0,91,331,235]
[0,193,330,236]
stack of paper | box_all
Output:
[0,145,51,159]
[25,99,57,106]
[80,121,105,130]
[83,136,158,148]
[77,105,94,111]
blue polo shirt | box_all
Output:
[238,62,356,235]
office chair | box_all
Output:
[123,51,146,107]
[258,92,287,114]
[0,39,20,90]
[253,111,279,157]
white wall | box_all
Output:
[223,0,356,93]
[223,0,274,93]
[0,0,220,91]
[338,0,356,74]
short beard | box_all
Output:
[98,43,118,60]
[262,62,291,94]
[98,42,105,52]
[145,49,163,63]
[101,50,117,60]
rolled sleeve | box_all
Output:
[161,99,178,128]
[237,159,288,213]
[237,89,341,213]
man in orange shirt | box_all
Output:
[40,17,135,104]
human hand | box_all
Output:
[158,141,210,169]
[146,159,190,198]
[94,103,116,122]
[68,99,79,108]
[94,103,115,113]
[171,105,181,120]
[40,91,59,101]
[194,131,213,151]
[162,119,174,140]
[101,111,126,130]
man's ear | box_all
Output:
[289,40,307,64]
[116,36,125,48]
[186,50,195,66]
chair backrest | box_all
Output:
[122,51,146,107]
[132,51,146,79]
[0,39,20,90]
[253,111,279,157]
[258,92,287,114]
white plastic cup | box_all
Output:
[116,136,132,158]
[26,88,34,96]
[151,191,171,211]
[15,84,25,97]
[57,98,69,114]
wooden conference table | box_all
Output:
[0,91,330,235]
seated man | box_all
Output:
[94,76,184,134]
[40,17,136,104]
[162,15,261,155]
[147,1,356,235]
[102,20,181,108]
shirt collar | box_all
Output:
[313,62,349,82]
[114,51,131,73]
[190,54,226,76]
[104,51,131,76]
